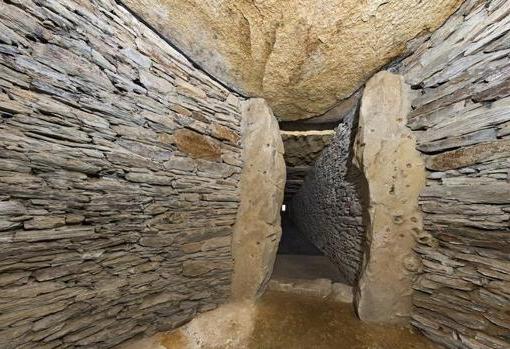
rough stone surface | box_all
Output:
[268,278,333,299]
[395,0,510,347]
[162,301,257,349]
[281,130,335,200]
[120,0,463,120]
[353,71,425,324]
[267,277,354,303]
[0,0,245,347]
[282,131,335,168]
[289,111,365,285]
[331,282,354,304]
[231,99,286,300]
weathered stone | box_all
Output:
[422,182,510,205]
[281,130,335,168]
[139,292,185,309]
[139,235,174,248]
[0,201,26,215]
[210,123,240,145]
[353,71,425,324]
[14,227,95,242]
[23,216,66,230]
[121,0,462,119]
[289,113,365,284]
[65,214,85,224]
[0,300,70,328]
[139,69,175,94]
[120,47,152,69]
[425,140,510,171]
[182,260,214,277]
[0,272,30,286]
[125,171,174,185]
[163,156,197,171]
[0,0,244,346]
[158,301,256,349]
[331,283,354,303]
[0,281,65,300]
[268,278,333,299]
[281,129,335,200]
[174,129,222,161]
[231,98,285,300]
[175,78,207,99]
[397,2,510,346]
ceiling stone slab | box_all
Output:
[282,130,335,168]
[282,130,335,200]
[121,0,463,120]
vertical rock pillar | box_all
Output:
[231,98,286,300]
[353,71,425,323]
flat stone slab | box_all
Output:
[268,277,353,303]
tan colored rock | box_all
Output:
[353,71,425,324]
[118,302,256,349]
[182,260,213,277]
[231,98,286,300]
[165,301,256,349]
[174,129,221,161]
[281,130,335,199]
[331,283,354,304]
[267,278,354,303]
[268,278,333,298]
[425,140,510,171]
[210,123,240,145]
[121,0,462,120]
[281,130,335,168]
[301,90,363,125]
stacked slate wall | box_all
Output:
[289,112,365,285]
[395,0,510,347]
[0,0,243,347]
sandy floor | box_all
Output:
[272,254,346,282]
[145,290,439,349]
[246,291,439,349]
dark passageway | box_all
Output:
[272,211,346,283]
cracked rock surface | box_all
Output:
[121,0,462,120]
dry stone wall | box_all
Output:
[395,0,510,347]
[0,0,244,347]
[289,111,365,285]
[281,130,335,201]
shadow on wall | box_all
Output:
[277,212,323,256]
[287,105,367,286]
[287,71,426,324]
[344,100,371,288]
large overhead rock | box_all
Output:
[121,0,462,120]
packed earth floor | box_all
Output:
[150,291,441,349]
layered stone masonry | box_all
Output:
[281,130,335,201]
[0,0,244,348]
[395,0,510,347]
[289,112,365,285]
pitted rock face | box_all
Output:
[121,0,462,120]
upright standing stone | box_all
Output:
[231,98,286,300]
[353,71,425,323]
